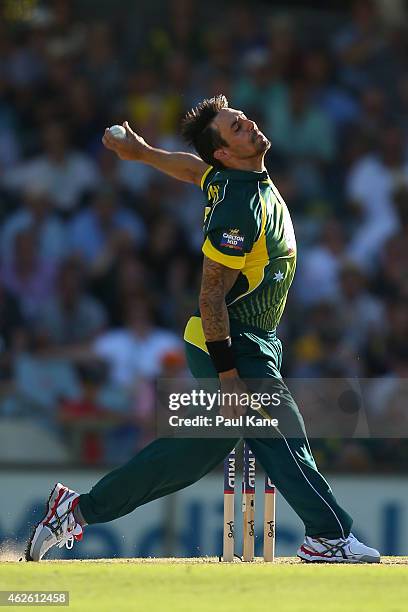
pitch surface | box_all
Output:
[1,558,407,611]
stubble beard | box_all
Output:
[243,136,270,160]
[257,137,270,154]
[230,133,271,164]
[251,130,270,153]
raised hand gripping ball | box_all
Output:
[108,125,126,140]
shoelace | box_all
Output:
[307,535,353,558]
[313,533,354,546]
[54,518,83,550]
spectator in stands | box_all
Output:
[337,262,384,352]
[80,22,123,100]
[0,282,27,382]
[1,183,67,264]
[373,233,408,302]
[290,301,357,378]
[0,82,21,171]
[127,348,189,451]
[12,350,79,419]
[302,47,360,132]
[59,362,130,465]
[65,77,106,154]
[363,297,408,377]
[346,125,407,268]
[267,77,336,163]
[228,3,265,62]
[357,86,388,140]
[373,186,408,300]
[366,343,408,439]
[93,295,181,388]
[396,74,408,130]
[44,0,86,61]
[0,282,25,352]
[142,214,189,287]
[266,76,336,199]
[2,122,99,215]
[232,49,284,122]
[2,22,46,90]
[34,258,107,347]
[294,218,349,306]
[265,13,299,82]
[0,228,57,320]
[332,0,388,92]
[90,253,149,327]
[69,183,145,269]
[0,2,407,472]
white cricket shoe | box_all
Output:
[297,532,380,563]
[25,483,83,561]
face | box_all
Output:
[212,108,270,166]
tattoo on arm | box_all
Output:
[199,256,240,341]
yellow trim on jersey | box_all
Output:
[227,191,268,306]
[183,316,208,353]
[202,237,246,270]
[200,166,213,191]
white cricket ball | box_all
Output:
[108,125,126,140]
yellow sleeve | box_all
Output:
[202,237,246,269]
[200,166,213,191]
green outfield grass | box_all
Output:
[0,558,407,612]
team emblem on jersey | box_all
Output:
[208,184,220,204]
[273,270,285,282]
[220,229,245,251]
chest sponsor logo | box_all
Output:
[220,229,245,251]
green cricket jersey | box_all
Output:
[202,165,296,328]
[184,165,297,350]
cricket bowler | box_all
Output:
[25,95,380,563]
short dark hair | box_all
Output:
[181,94,229,167]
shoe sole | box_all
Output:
[25,483,63,562]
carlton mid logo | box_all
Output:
[220,230,245,251]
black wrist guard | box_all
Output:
[205,337,236,374]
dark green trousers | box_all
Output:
[79,323,352,539]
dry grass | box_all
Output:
[2,556,408,564]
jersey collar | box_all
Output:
[219,168,269,182]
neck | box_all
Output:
[226,155,266,172]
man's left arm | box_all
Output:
[199,256,247,417]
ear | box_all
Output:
[214,148,230,163]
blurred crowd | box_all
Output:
[0,0,407,471]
